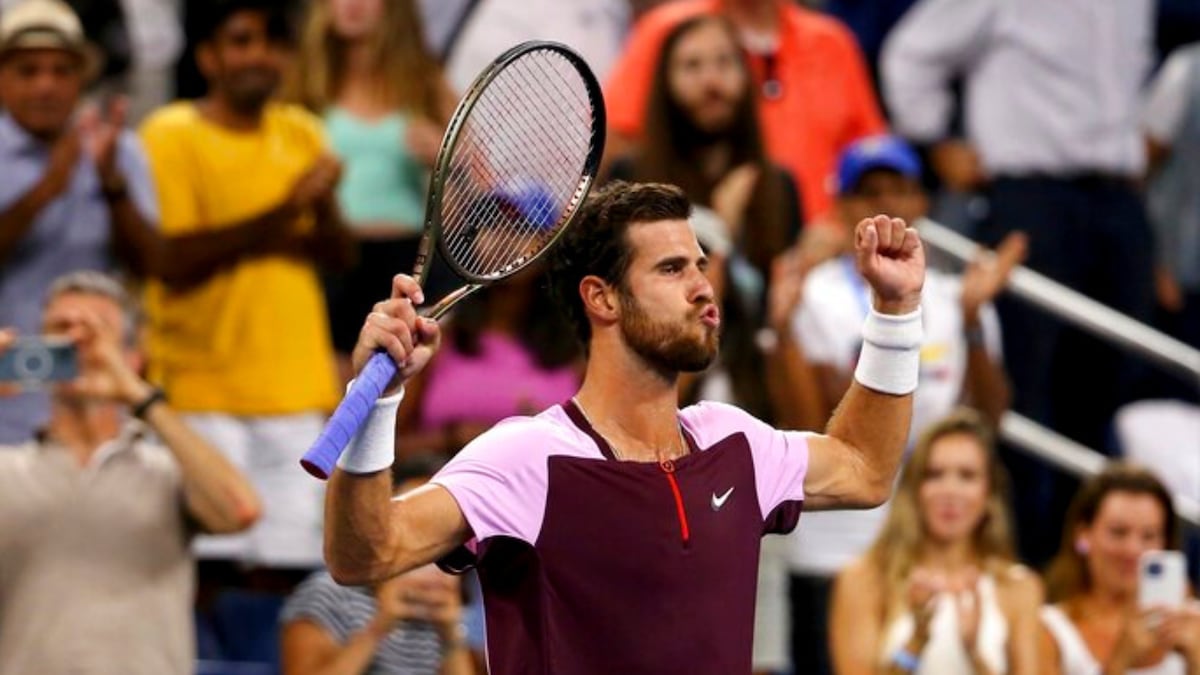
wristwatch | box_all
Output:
[441,623,469,655]
[964,322,986,349]
[131,387,167,419]
[101,177,128,201]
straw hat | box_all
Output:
[0,0,102,79]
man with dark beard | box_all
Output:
[137,0,353,575]
[319,181,925,674]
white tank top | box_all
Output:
[880,574,1008,674]
[1041,604,1186,675]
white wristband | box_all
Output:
[854,307,923,395]
[336,382,405,475]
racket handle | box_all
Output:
[300,352,398,480]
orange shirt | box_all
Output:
[605,0,885,222]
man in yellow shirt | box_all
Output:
[139,0,353,571]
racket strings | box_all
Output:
[438,48,598,279]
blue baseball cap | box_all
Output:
[835,134,922,196]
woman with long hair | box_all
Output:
[830,409,1042,674]
[607,13,802,279]
[1039,463,1200,674]
[287,0,456,381]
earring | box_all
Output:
[1074,537,1090,555]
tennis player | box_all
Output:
[323,181,925,674]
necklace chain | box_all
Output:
[571,397,688,462]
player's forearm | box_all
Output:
[824,301,921,506]
[326,469,411,585]
[826,382,912,506]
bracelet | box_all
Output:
[964,323,986,349]
[891,647,921,672]
[131,386,166,419]
[755,327,779,354]
[440,622,469,655]
[101,179,128,201]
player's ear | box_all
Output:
[579,275,619,324]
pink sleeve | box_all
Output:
[430,418,551,545]
[683,402,810,520]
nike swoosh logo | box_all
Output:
[711,487,734,511]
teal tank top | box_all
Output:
[325,107,426,234]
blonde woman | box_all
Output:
[286,0,456,381]
[1039,463,1200,675]
[830,409,1042,675]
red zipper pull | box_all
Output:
[660,460,690,544]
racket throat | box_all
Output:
[424,284,484,320]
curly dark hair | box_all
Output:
[198,0,291,44]
[546,181,691,348]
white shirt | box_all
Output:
[444,0,630,95]
[882,574,1008,675]
[1115,400,1200,504]
[1143,49,1199,145]
[1042,605,1187,675]
[881,0,1153,176]
[786,258,1002,573]
[119,0,182,69]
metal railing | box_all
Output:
[918,218,1200,527]
[918,218,1200,385]
[1001,411,1200,526]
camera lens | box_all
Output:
[1147,562,1163,576]
[14,343,53,381]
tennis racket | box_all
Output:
[301,41,605,479]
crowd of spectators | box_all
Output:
[0,0,1197,673]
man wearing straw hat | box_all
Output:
[0,0,158,445]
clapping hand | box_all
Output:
[961,232,1027,323]
[78,97,128,191]
[372,564,463,638]
[288,154,343,212]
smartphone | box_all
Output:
[0,336,78,386]
[1138,550,1187,609]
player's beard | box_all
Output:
[618,290,718,377]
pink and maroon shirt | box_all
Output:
[431,400,810,675]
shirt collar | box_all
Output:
[37,419,150,470]
[0,113,51,156]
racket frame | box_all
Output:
[412,40,607,320]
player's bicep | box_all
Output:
[389,484,472,572]
[802,433,876,511]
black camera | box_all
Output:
[0,337,78,385]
